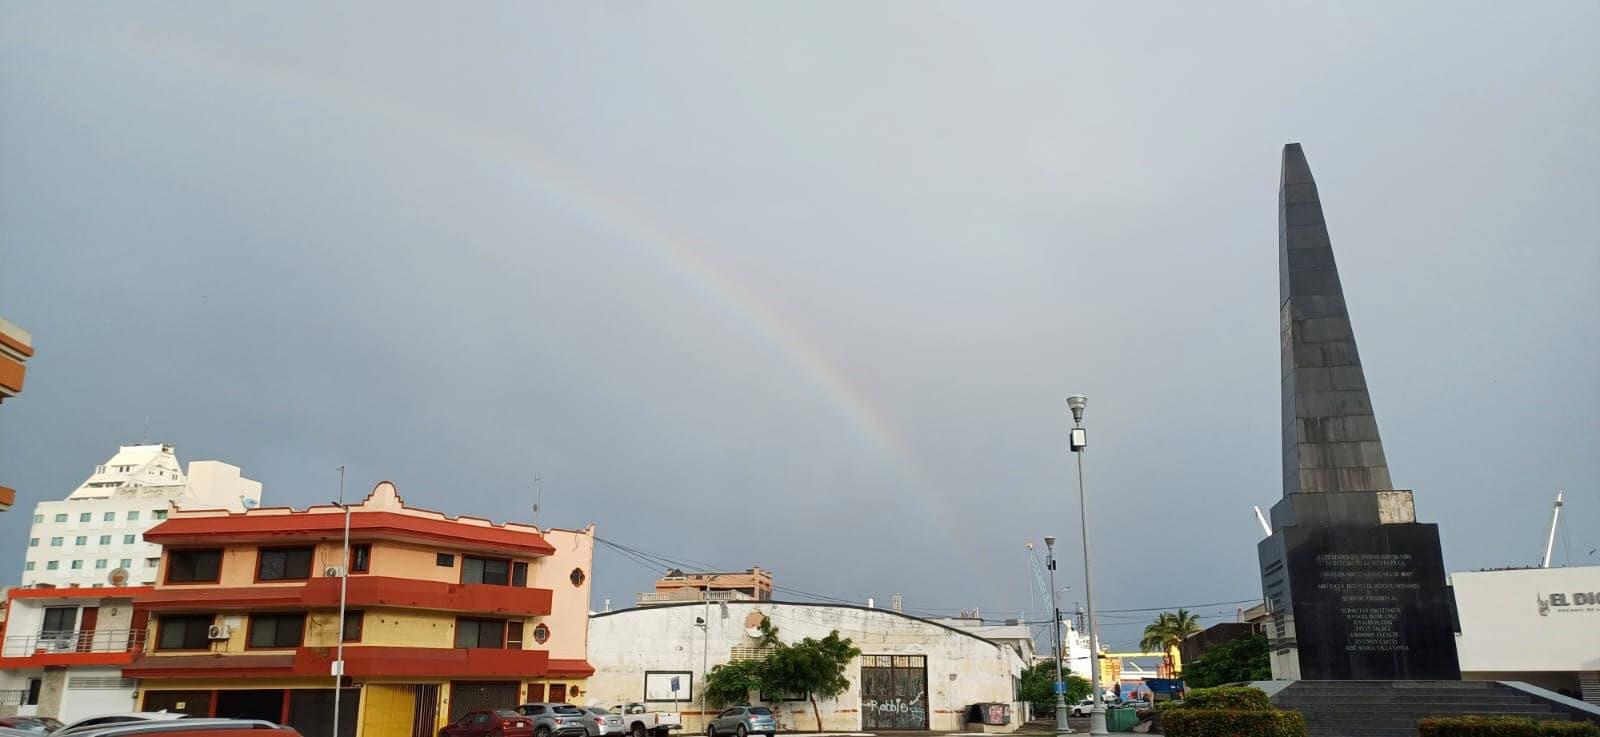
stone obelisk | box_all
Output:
[1257,143,1461,680]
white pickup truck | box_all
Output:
[609,703,682,737]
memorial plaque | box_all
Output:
[1257,144,1460,680]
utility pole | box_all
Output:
[332,466,350,737]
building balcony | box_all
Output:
[636,589,757,606]
[135,575,552,617]
[124,645,586,680]
[0,629,145,667]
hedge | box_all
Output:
[1179,686,1274,712]
[1162,709,1307,737]
[1419,717,1600,737]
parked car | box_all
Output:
[439,710,534,737]
[580,707,625,737]
[705,707,775,737]
[0,717,64,733]
[56,720,298,737]
[606,704,681,737]
[1070,699,1094,717]
[1122,699,1150,710]
[514,703,589,737]
[55,713,190,736]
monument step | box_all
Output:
[1276,694,1540,705]
[1293,710,1564,726]
[1283,703,1556,715]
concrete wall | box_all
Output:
[533,527,594,663]
[588,603,1024,732]
[1452,566,1600,673]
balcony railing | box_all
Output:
[636,589,757,605]
[1,629,145,658]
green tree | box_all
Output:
[1140,609,1202,674]
[1020,662,1093,714]
[1180,634,1271,688]
[763,631,861,731]
[705,658,769,708]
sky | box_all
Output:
[2,2,1596,651]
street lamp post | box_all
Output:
[1044,536,1072,736]
[1067,395,1107,736]
[332,466,351,737]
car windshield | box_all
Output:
[748,708,773,716]
[497,711,523,718]
[554,705,585,715]
[588,708,611,715]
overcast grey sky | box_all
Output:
[2,2,1596,649]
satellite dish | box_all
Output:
[744,611,769,639]
[241,497,259,510]
[108,568,130,587]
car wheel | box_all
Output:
[538,727,552,737]
[706,725,716,737]
[736,726,747,737]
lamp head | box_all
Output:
[1044,535,1056,550]
[1066,395,1087,424]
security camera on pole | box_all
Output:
[1066,395,1107,736]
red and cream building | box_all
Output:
[125,482,595,737]
[0,314,35,511]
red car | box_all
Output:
[441,710,536,737]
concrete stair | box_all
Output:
[1268,681,1568,737]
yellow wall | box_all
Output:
[305,608,464,649]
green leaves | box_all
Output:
[1019,662,1091,712]
[700,621,862,731]
[1164,686,1303,737]
[1181,634,1271,688]
[1418,716,1600,737]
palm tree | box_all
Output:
[1140,609,1202,675]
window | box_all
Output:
[46,561,59,570]
[54,514,67,523]
[257,547,314,581]
[248,613,306,649]
[350,544,371,573]
[41,607,76,634]
[462,556,510,586]
[146,557,160,568]
[25,562,35,571]
[75,536,87,546]
[166,549,222,583]
[124,534,136,544]
[157,614,214,650]
[28,538,38,547]
[153,510,168,520]
[570,568,586,587]
[103,512,115,522]
[50,537,63,547]
[343,611,364,642]
[24,679,40,707]
[32,514,42,523]
[99,535,111,545]
[120,558,132,569]
[507,621,524,649]
[95,559,108,569]
[512,561,528,587]
[70,560,83,570]
[454,617,508,648]
[127,511,140,521]
[79,513,92,523]
[436,553,455,567]
[533,623,551,644]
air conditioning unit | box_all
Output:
[324,566,346,578]
[206,625,231,640]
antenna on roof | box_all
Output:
[532,476,543,527]
[1540,490,1564,568]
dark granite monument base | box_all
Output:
[1259,522,1461,680]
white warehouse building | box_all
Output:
[19,443,262,589]
[587,602,1028,733]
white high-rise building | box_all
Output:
[19,443,263,588]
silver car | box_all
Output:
[581,707,625,737]
[706,707,776,737]
[516,703,590,737]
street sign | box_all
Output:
[1054,682,1066,694]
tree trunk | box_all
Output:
[810,694,822,732]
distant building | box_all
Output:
[0,587,148,722]
[1451,565,1600,703]
[19,443,263,589]
[588,601,1026,732]
[638,567,773,606]
[0,315,34,512]
[1177,604,1266,669]
[125,481,595,736]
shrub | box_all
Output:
[1418,716,1539,737]
[1180,686,1274,712]
[1163,709,1306,737]
[1537,722,1600,737]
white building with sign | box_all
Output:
[1452,565,1600,703]
[587,602,1027,732]
[18,443,262,589]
